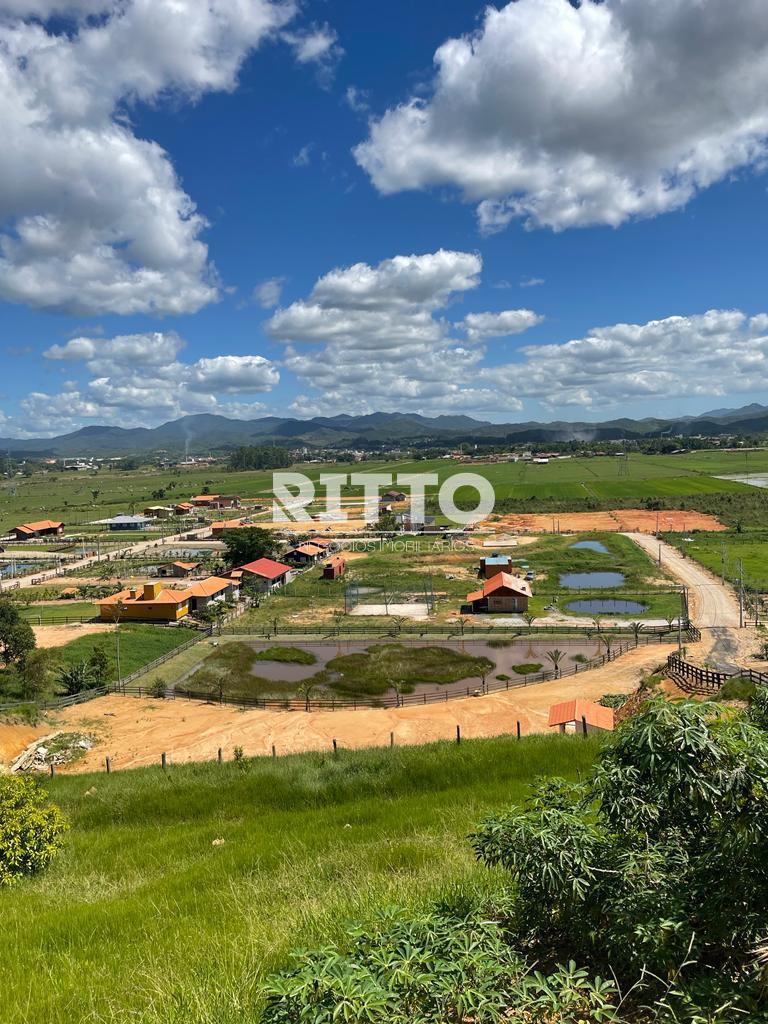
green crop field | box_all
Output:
[0,734,600,1024]
[3,449,768,536]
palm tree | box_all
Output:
[545,649,566,678]
[599,634,614,656]
[296,680,319,712]
[629,621,644,644]
[523,612,536,632]
[592,616,603,634]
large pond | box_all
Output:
[569,540,609,554]
[560,571,625,588]
[566,598,648,615]
[245,638,604,700]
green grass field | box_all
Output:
[3,449,768,536]
[0,734,600,1024]
[666,530,768,590]
[53,624,194,679]
[19,601,99,623]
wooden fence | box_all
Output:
[223,621,692,640]
[666,652,768,694]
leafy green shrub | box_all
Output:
[716,676,757,701]
[598,693,628,709]
[148,677,166,699]
[471,698,768,1019]
[262,908,620,1023]
[512,662,542,675]
[0,775,67,886]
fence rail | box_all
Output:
[223,620,690,639]
[666,652,768,694]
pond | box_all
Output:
[560,571,625,588]
[569,540,609,554]
[242,638,605,701]
[566,598,648,615]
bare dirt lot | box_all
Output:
[1,641,687,773]
[485,510,726,534]
[32,623,116,649]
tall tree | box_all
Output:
[221,528,278,567]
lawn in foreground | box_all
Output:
[0,734,600,1024]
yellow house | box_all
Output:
[99,582,190,623]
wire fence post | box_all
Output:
[456,724,461,745]
[105,757,111,774]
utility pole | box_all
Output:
[738,559,744,630]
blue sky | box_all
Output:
[2,0,768,436]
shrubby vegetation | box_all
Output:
[264,697,768,1022]
[0,775,67,886]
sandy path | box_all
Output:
[35,642,683,773]
[626,533,740,629]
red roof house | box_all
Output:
[465,572,531,613]
[238,557,293,589]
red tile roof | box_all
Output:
[292,543,325,556]
[239,557,292,580]
[466,571,532,603]
[15,519,63,534]
[548,700,614,731]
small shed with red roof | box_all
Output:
[548,699,614,735]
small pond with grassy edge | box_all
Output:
[566,598,648,615]
[560,572,625,588]
[186,638,605,703]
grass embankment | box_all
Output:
[188,641,494,700]
[0,734,600,1024]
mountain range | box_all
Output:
[1,404,768,457]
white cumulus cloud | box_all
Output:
[0,0,306,314]
[463,310,544,341]
[355,0,768,232]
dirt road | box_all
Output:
[626,532,740,629]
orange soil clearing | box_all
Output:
[485,509,726,534]
[10,641,688,773]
